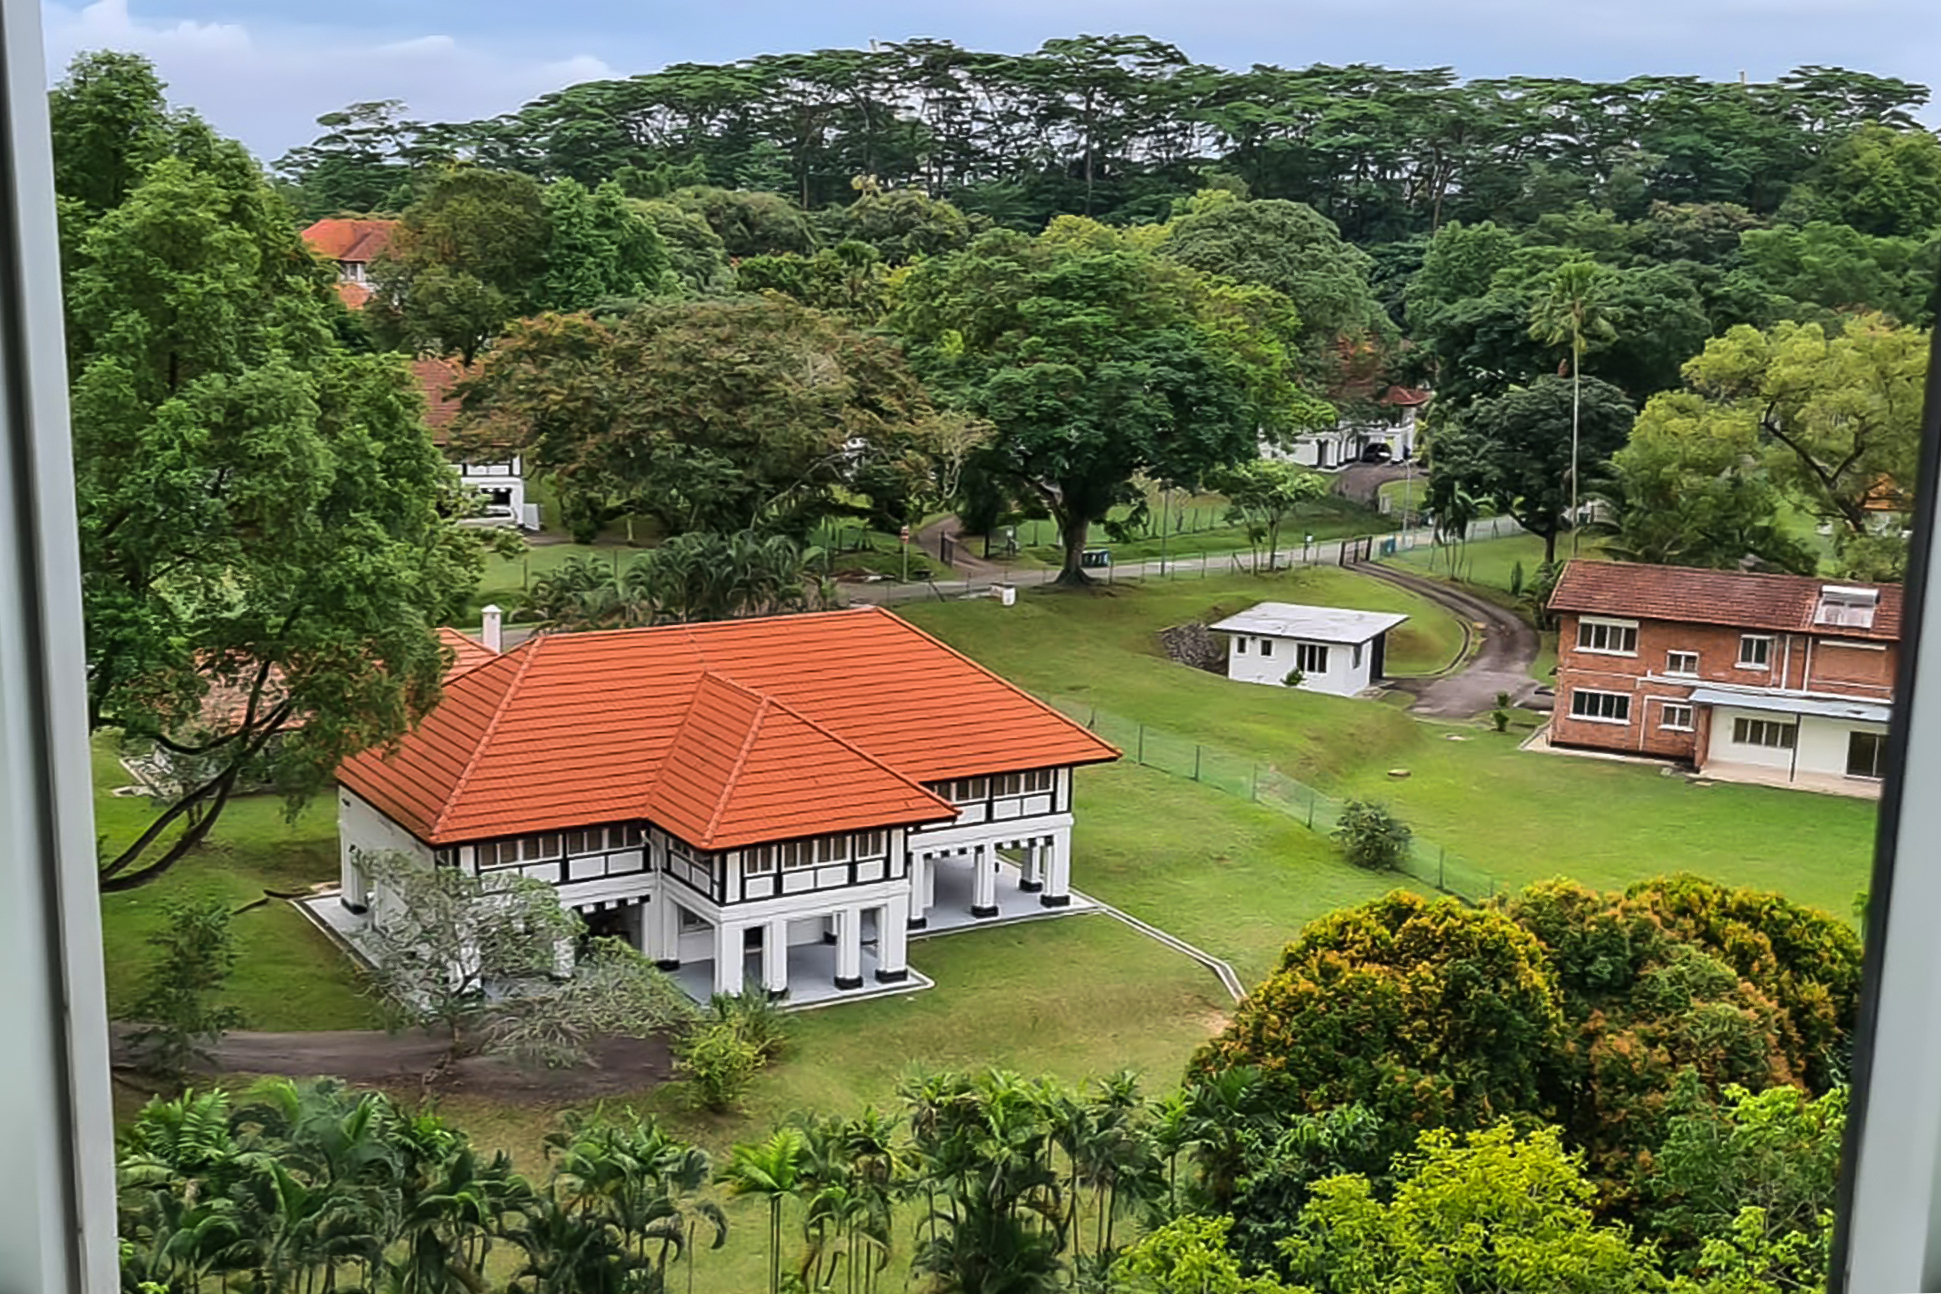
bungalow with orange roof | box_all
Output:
[412,358,536,530]
[301,218,396,309]
[327,608,1120,1004]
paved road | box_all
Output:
[1353,562,1540,718]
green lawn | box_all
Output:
[1016,494,1396,567]
[1386,531,1566,594]
[905,571,1880,925]
[903,567,1460,785]
[93,741,372,1030]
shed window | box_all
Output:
[1296,643,1330,674]
[1235,637,1247,654]
[1259,638,1273,657]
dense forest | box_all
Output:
[275,37,1937,241]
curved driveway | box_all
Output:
[1355,562,1541,718]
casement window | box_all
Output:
[1576,617,1639,655]
[1738,635,1773,668]
[1732,716,1797,749]
[1296,643,1330,674]
[1569,689,1632,723]
[990,769,1055,798]
[746,840,815,876]
[482,833,563,868]
[1661,704,1695,731]
[854,831,888,858]
[1235,637,1247,654]
[677,906,709,933]
[1665,651,1699,676]
[1259,638,1274,657]
[814,835,850,864]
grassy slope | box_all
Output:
[93,742,371,1030]
[903,566,1465,782]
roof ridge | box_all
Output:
[432,636,546,839]
[857,606,1119,765]
[746,675,954,811]
[701,683,772,846]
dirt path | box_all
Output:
[1330,462,1410,505]
[1354,562,1540,718]
[112,1026,673,1101]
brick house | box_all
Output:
[412,359,537,530]
[1548,561,1901,795]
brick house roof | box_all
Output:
[1549,561,1903,642]
[301,218,397,263]
[335,281,374,309]
[336,608,1121,848]
[199,627,498,731]
[411,358,467,434]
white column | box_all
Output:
[1039,829,1072,908]
[762,917,791,997]
[1019,843,1044,893]
[970,844,998,917]
[834,907,864,989]
[341,843,369,912]
[876,895,910,984]
[909,852,931,928]
[712,921,743,996]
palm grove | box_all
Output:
[56,33,1933,1294]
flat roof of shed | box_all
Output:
[1208,602,1410,644]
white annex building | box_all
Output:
[328,608,1119,1004]
[1209,602,1410,697]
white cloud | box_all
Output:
[39,0,621,161]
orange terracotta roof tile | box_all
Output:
[1549,560,1902,641]
[302,218,397,262]
[645,673,954,849]
[411,358,469,434]
[338,607,1120,847]
[436,627,499,678]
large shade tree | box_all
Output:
[456,296,952,540]
[57,54,484,892]
[1436,375,1636,565]
[892,225,1330,584]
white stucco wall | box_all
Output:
[336,787,433,910]
[1226,633,1376,697]
[1704,707,1888,781]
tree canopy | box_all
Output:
[57,52,483,891]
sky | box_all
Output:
[38,0,1941,165]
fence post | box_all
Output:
[1250,764,1258,801]
[1307,793,1316,829]
[1137,724,1145,765]
[1088,707,1097,730]
[1438,845,1445,892]
[1194,745,1202,781]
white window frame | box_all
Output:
[1665,650,1699,676]
[1235,636,1247,654]
[1296,642,1330,674]
[1259,637,1274,657]
[1738,634,1774,668]
[1568,688,1633,724]
[1660,703,1695,731]
[1731,716,1797,749]
[1576,616,1640,656]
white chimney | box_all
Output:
[481,604,503,653]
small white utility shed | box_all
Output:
[1209,602,1410,697]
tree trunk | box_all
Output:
[1543,527,1558,566]
[1056,513,1093,587]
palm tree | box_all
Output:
[1528,259,1619,557]
[721,1126,809,1294]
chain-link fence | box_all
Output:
[1050,698,1505,906]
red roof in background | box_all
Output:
[411,358,468,432]
[1549,561,1903,642]
[301,218,397,263]
[436,627,499,678]
[338,607,1121,848]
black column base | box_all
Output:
[874,968,910,984]
[766,987,790,1002]
[655,959,681,972]
[821,931,838,944]
[834,975,864,990]
[906,916,929,931]
[1038,893,1072,908]
[970,904,1000,918]
[342,901,368,916]
[1018,878,1044,893]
